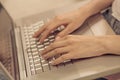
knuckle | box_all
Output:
[50,44,55,48]
[66,38,74,44]
[66,26,72,30]
[54,16,60,20]
[66,35,72,39]
[61,55,70,60]
[53,49,59,53]
[60,55,66,60]
[54,16,64,21]
[57,33,64,38]
[45,27,51,31]
[67,40,73,44]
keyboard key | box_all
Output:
[44,39,49,42]
[31,48,37,52]
[24,32,28,35]
[25,35,28,38]
[28,52,32,56]
[36,68,42,74]
[26,42,30,45]
[28,32,34,35]
[36,38,40,41]
[38,48,44,52]
[26,44,31,48]
[48,35,55,39]
[33,55,39,59]
[31,45,36,48]
[60,25,65,31]
[44,46,48,49]
[30,41,36,45]
[32,52,39,56]
[28,56,33,59]
[33,26,39,29]
[31,70,36,75]
[32,21,44,27]
[25,39,29,42]
[37,45,44,48]
[42,64,49,71]
[29,38,36,41]
[35,67,42,71]
[34,58,40,62]
[43,42,50,46]
[34,63,41,67]
[49,39,54,42]
[29,60,34,64]
[41,60,48,65]
[27,48,31,52]
[29,35,33,38]
[36,42,40,45]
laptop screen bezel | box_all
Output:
[0,2,20,80]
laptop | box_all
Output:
[0,62,14,80]
[0,2,116,80]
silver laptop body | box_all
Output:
[15,8,98,80]
[0,2,115,80]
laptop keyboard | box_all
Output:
[22,20,70,75]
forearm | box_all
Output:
[78,0,114,19]
[79,0,120,55]
[102,35,120,55]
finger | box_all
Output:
[55,23,75,40]
[55,35,74,41]
[43,46,69,59]
[41,40,68,55]
[51,53,72,65]
[39,19,70,43]
[33,22,50,38]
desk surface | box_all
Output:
[0,0,91,21]
[0,0,120,80]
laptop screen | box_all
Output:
[0,3,17,79]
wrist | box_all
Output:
[100,35,120,55]
[77,8,91,19]
[74,8,91,23]
[77,2,96,19]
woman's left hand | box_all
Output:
[41,35,109,65]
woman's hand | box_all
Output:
[33,0,114,43]
[41,35,112,65]
[33,10,88,43]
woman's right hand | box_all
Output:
[33,9,89,43]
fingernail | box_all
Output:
[33,33,37,38]
[39,39,42,43]
[32,34,35,37]
[51,61,55,65]
[42,56,46,59]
